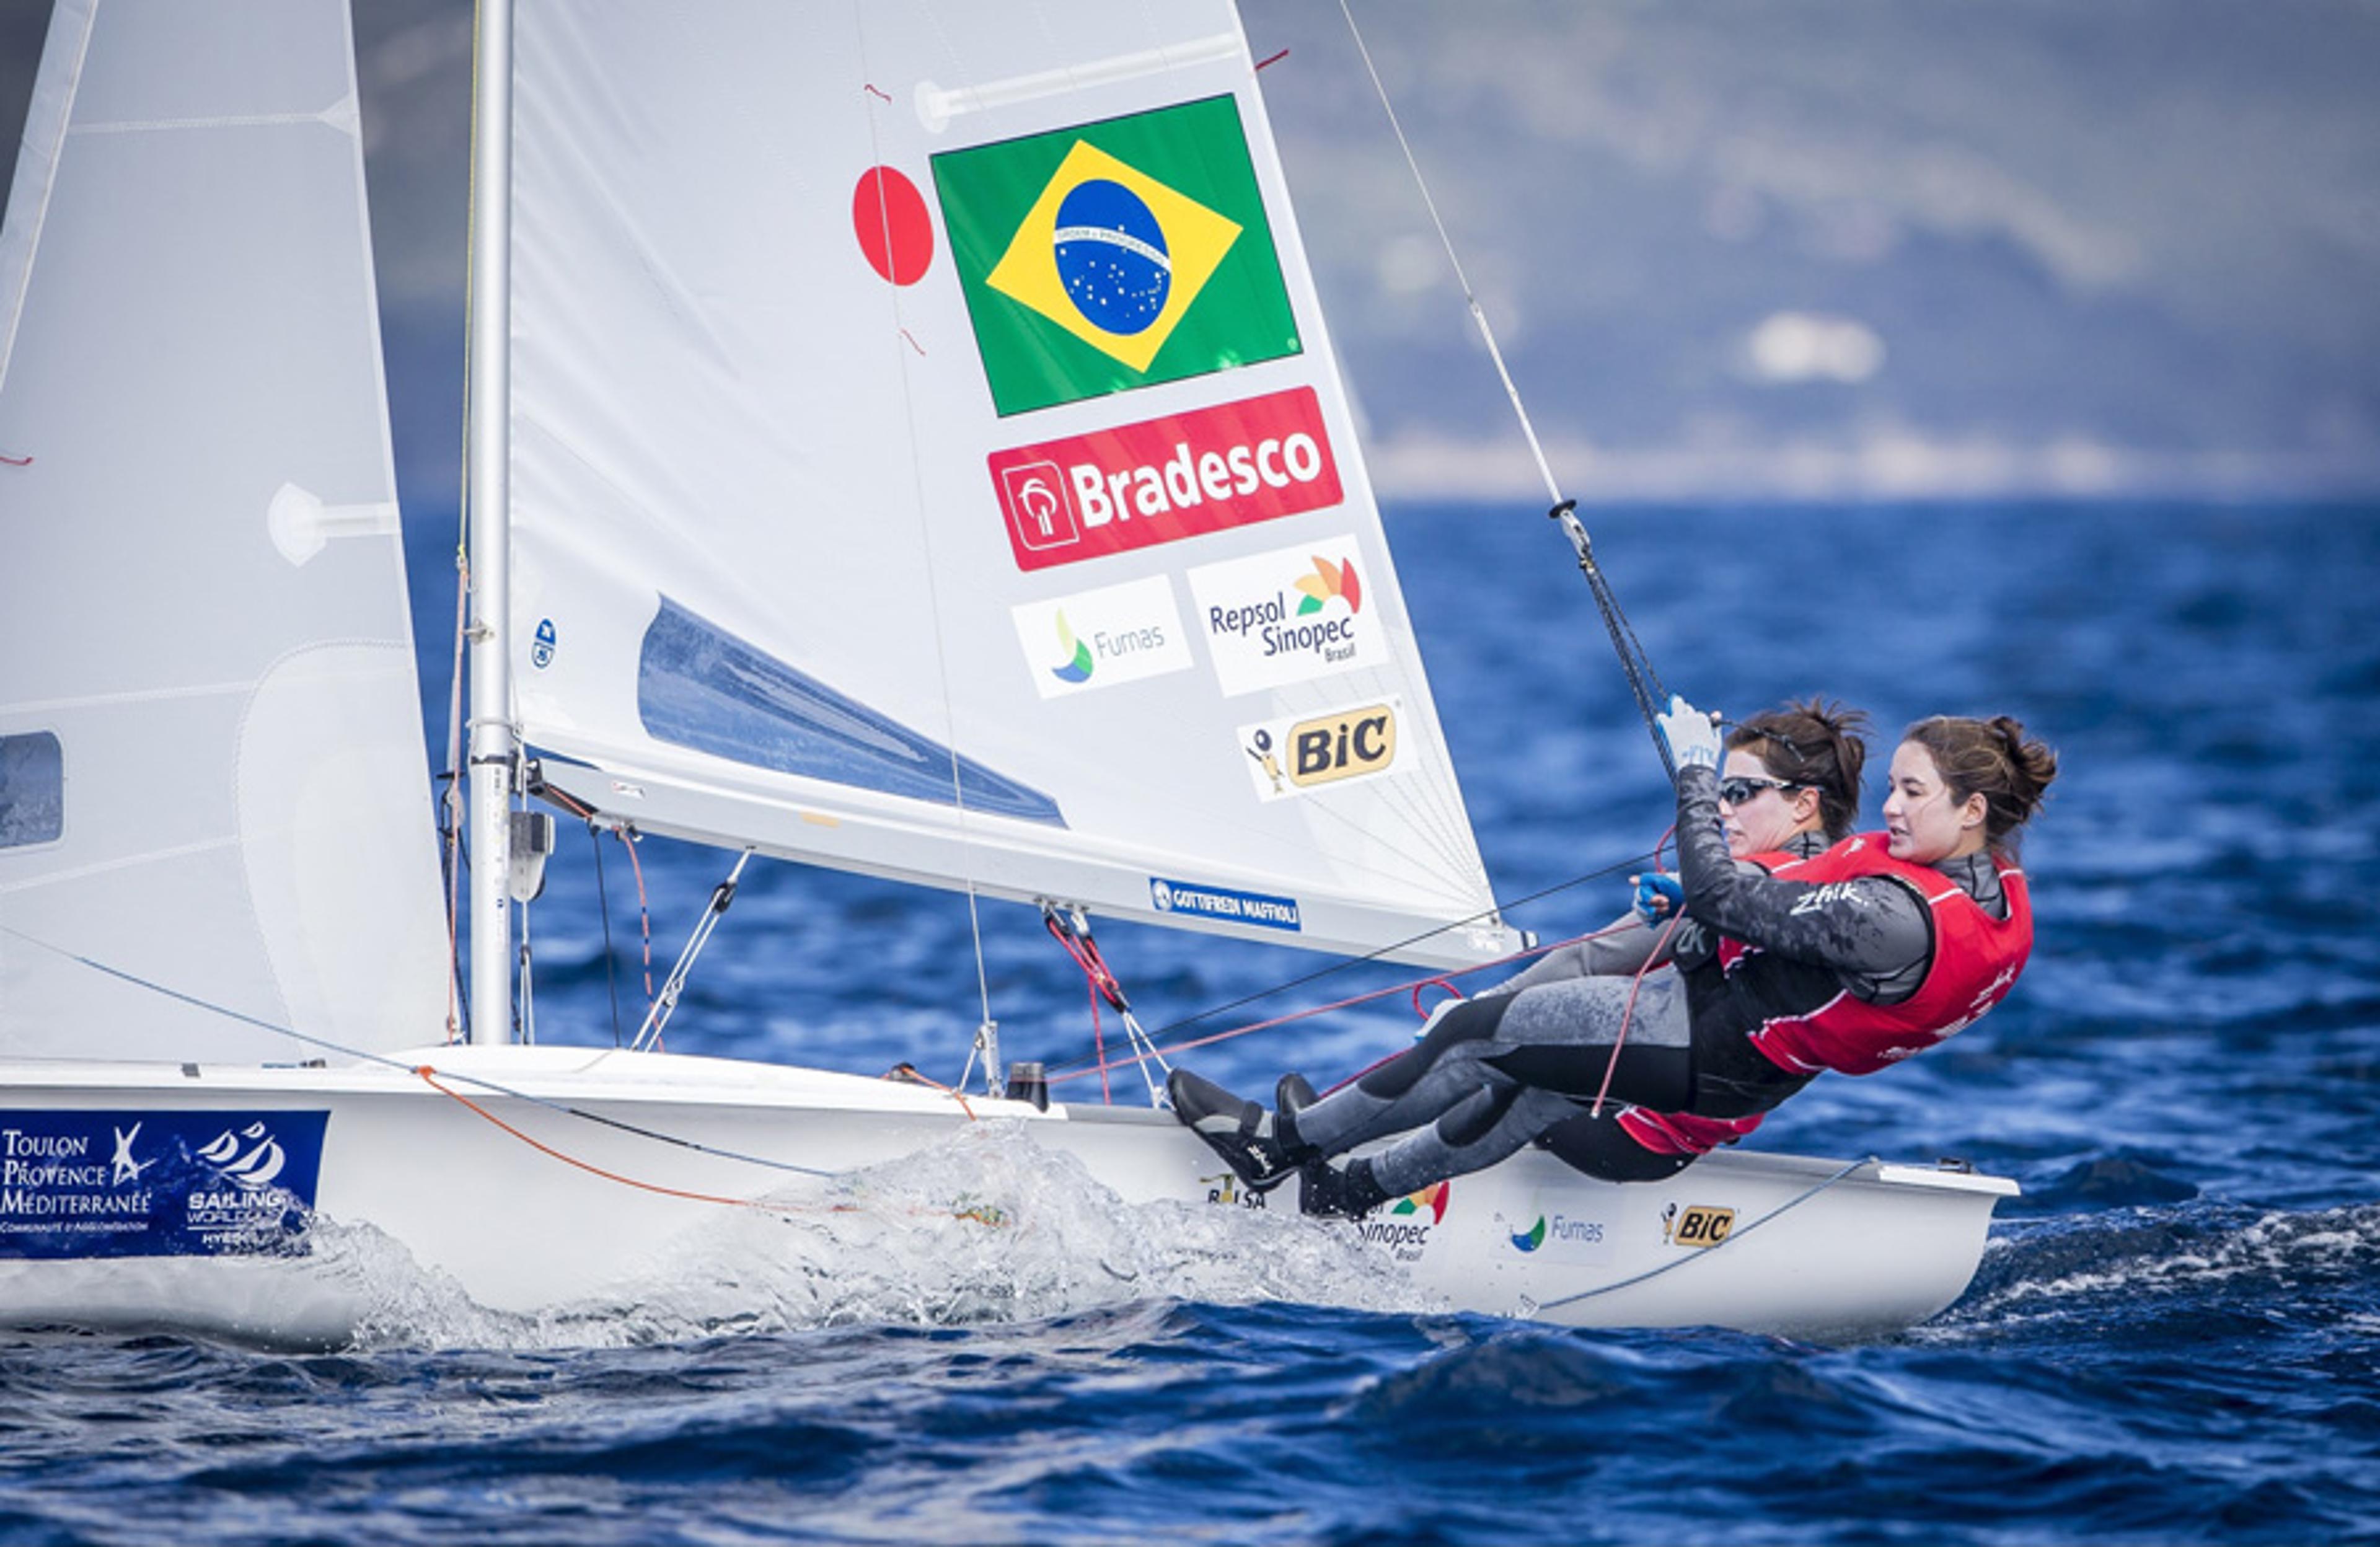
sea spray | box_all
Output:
[330,1122,1442,1351]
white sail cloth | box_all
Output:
[508,0,1518,967]
[0,0,447,1062]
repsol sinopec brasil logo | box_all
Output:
[985,387,1342,571]
[1354,1180,1449,1263]
[1188,539,1384,695]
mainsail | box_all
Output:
[508,2,1521,967]
[0,0,447,1062]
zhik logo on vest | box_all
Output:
[1238,697,1403,802]
[1187,539,1381,696]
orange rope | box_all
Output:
[415,1065,791,1210]
[879,1063,978,1121]
[413,1065,1000,1225]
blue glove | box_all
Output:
[1631,871,1683,925]
[1654,693,1721,772]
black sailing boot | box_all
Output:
[1298,1155,1391,1220]
[1169,1069,1305,1190]
[1274,1072,1317,1152]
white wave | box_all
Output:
[333,1122,1442,1352]
[1924,1201,2380,1334]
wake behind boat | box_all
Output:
[0,0,2012,1345]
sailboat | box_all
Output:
[0,0,2014,1345]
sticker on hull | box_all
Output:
[0,1110,329,1259]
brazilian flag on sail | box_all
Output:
[932,95,1301,417]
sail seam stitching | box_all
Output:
[2,681,253,716]
[0,834,240,895]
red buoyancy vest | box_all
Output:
[1614,845,1807,1158]
[1737,833,2033,1078]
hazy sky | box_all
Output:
[6,1,2378,505]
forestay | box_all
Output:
[509,1,1521,967]
[0,0,448,1062]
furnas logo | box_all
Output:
[986,387,1341,571]
[1239,698,1402,801]
[1497,1201,1615,1264]
[1010,575,1191,699]
[1662,1202,1736,1248]
[1188,539,1384,695]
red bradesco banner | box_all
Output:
[987,386,1343,571]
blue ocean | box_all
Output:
[4,501,2376,1545]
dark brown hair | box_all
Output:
[1726,698,1870,840]
[1901,715,2059,853]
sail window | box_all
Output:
[637,599,1065,827]
[0,731,63,848]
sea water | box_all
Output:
[2,501,2374,1545]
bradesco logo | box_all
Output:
[1187,537,1383,696]
[1010,574,1191,700]
[985,386,1342,572]
[1239,697,1403,802]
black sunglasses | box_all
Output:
[1717,775,1802,805]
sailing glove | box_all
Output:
[1655,694,1722,772]
[1631,871,1684,925]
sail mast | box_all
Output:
[466,0,517,1046]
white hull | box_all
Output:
[0,1047,2012,1344]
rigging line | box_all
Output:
[1333,4,1678,776]
[0,920,850,1183]
[1036,849,1660,1079]
[1042,910,1649,1088]
[1336,0,1561,509]
[1531,1156,1879,1313]
[589,821,624,1047]
[851,12,996,1057]
[446,0,489,1043]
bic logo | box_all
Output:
[1238,700,1401,802]
[1662,1202,1736,1249]
[1287,705,1393,786]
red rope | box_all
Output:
[617,827,656,1036]
[1588,912,1682,1117]
[1045,914,1121,1103]
[1042,917,1646,1088]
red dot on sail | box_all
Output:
[853,167,933,286]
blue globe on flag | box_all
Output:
[1052,179,1171,336]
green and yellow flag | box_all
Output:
[932,95,1301,417]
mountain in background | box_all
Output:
[4,0,2376,503]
